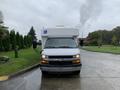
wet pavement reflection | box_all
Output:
[41,74,81,90]
[0,68,41,90]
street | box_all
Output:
[1,50,120,90]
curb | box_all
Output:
[0,63,40,82]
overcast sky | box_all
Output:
[1,0,120,38]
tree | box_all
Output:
[19,35,24,49]
[97,39,102,48]
[86,29,120,46]
[0,11,33,51]
[0,11,3,24]
[0,11,10,51]
[112,26,120,44]
[86,31,100,46]
[27,35,32,47]
[10,30,16,50]
[28,26,36,41]
[112,35,118,46]
[16,32,21,49]
[97,31,102,48]
[24,35,28,48]
[2,30,10,51]
[0,11,5,39]
[0,25,5,51]
[23,35,32,48]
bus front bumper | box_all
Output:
[40,64,82,73]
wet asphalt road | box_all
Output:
[1,50,120,90]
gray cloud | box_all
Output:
[80,0,103,26]
[0,0,83,39]
[0,0,120,38]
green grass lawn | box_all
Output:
[82,45,120,54]
[0,47,41,76]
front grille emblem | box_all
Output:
[54,59,62,61]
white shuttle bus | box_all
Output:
[37,27,82,74]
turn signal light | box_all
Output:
[72,59,80,64]
[40,60,49,64]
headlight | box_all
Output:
[73,54,80,58]
[41,55,48,64]
[42,55,46,59]
[73,54,80,64]
[76,54,80,58]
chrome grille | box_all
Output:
[49,61,72,65]
[48,56,73,59]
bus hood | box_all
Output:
[42,48,80,56]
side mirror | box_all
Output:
[32,40,37,49]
